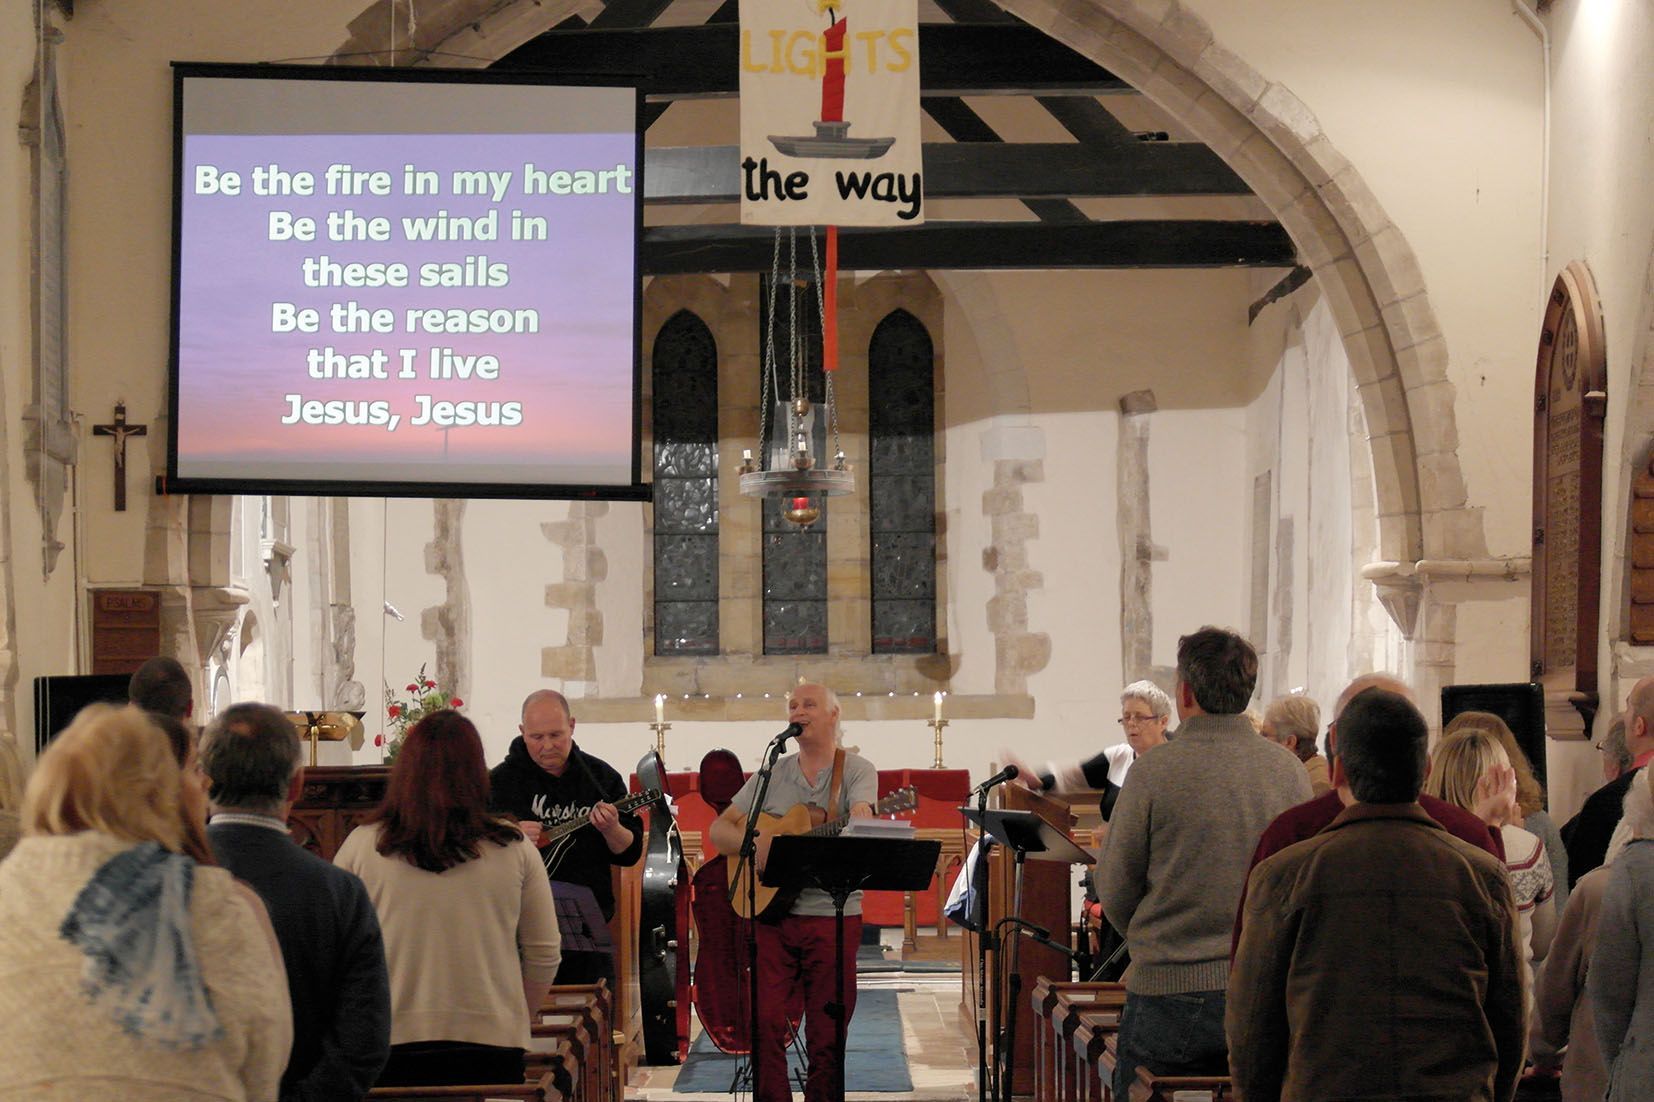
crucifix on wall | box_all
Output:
[92,402,147,512]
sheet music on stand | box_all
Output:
[549,879,614,955]
[840,818,915,839]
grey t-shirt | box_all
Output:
[730,750,878,916]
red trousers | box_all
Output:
[754,913,861,1102]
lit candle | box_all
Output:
[654,693,665,725]
[820,17,847,124]
[933,690,944,723]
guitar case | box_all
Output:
[636,749,689,1064]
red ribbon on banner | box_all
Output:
[824,224,839,372]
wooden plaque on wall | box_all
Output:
[89,588,161,676]
[1531,261,1606,738]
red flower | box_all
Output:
[388,704,402,718]
[374,733,385,746]
[406,683,418,692]
[422,678,436,688]
[450,697,464,708]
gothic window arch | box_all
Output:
[869,309,937,653]
[652,310,720,656]
[643,272,946,696]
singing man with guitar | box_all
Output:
[707,683,875,1102]
[488,689,643,984]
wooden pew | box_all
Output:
[524,1018,581,1102]
[543,983,612,1102]
[532,983,612,1102]
[1039,982,1124,1102]
[1128,1067,1233,1101]
[366,1070,561,1101]
[1071,1010,1120,1102]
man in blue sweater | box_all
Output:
[202,702,391,1102]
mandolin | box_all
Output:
[726,786,917,920]
[539,787,661,871]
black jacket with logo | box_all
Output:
[487,738,643,919]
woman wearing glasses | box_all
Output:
[1011,680,1173,819]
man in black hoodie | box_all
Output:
[489,689,642,983]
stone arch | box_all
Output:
[992,0,1472,570]
[325,0,1475,582]
[237,612,267,703]
[330,0,1472,578]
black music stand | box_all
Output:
[960,807,1092,1102]
[763,834,942,1096]
[549,879,615,990]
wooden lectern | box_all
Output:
[959,784,1078,1097]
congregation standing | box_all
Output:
[0,639,1652,1101]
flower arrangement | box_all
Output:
[378,664,464,762]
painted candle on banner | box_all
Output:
[738,0,923,227]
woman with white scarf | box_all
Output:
[0,704,291,1100]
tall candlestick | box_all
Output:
[654,693,665,725]
[933,690,944,723]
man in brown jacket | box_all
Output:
[1227,688,1526,1102]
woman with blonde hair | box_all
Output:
[1263,693,1329,796]
[0,704,291,1100]
[1445,709,1569,913]
[1427,727,1558,1002]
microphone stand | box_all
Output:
[736,732,790,1099]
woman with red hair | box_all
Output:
[336,710,560,1086]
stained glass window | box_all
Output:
[869,310,936,653]
[760,276,829,654]
[652,310,719,655]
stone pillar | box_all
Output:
[543,502,608,691]
[423,498,471,704]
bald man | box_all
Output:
[708,683,875,1102]
[1561,675,1654,885]
[1231,674,1506,955]
[488,689,642,985]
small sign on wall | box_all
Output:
[90,589,161,676]
[1530,260,1606,738]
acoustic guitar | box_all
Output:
[726,787,917,920]
[539,787,661,873]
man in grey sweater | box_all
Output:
[1097,626,1312,1101]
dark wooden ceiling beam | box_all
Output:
[646,142,1251,202]
[641,221,1296,273]
[498,23,1132,98]
[920,98,1087,223]
[1036,94,1134,145]
[930,0,1020,23]
[586,0,679,30]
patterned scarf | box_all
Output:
[58,841,222,1049]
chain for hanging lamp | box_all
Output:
[739,225,853,527]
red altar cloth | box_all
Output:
[633,766,970,927]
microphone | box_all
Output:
[971,763,1019,795]
[773,722,804,745]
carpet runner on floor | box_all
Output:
[671,988,912,1093]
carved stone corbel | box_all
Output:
[261,537,296,603]
[1360,561,1421,639]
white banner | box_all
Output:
[738,0,923,227]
